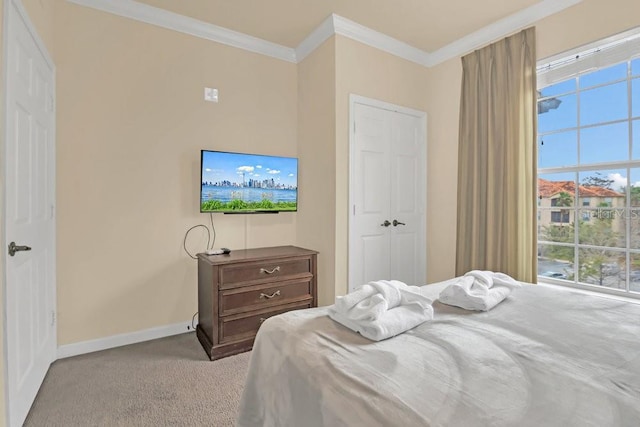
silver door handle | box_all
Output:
[8,242,31,257]
[393,220,406,226]
[381,220,391,227]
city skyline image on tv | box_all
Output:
[200,150,298,213]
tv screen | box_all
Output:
[200,150,298,213]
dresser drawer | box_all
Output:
[220,279,312,316]
[219,258,311,288]
[220,301,311,344]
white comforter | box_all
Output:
[237,281,640,427]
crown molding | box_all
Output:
[295,14,336,63]
[427,0,583,66]
[332,14,430,67]
[295,14,431,66]
[67,0,582,68]
[66,0,297,63]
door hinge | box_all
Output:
[51,311,56,327]
[353,121,356,133]
[49,95,55,113]
[50,204,55,219]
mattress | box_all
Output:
[237,280,640,427]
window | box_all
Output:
[537,30,640,298]
[551,211,570,223]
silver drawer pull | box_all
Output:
[259,317,267,324]
[260,266,281,274]
[259,290,281,299]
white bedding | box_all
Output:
[237,280,640,427]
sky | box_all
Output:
[538,58,640,190]
[201,151,298,187]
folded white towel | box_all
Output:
[438,270,521,311]
[329,280,434,341]
[334,280,430,321]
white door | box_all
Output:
[349,96,426,292]
[4,1,57,426]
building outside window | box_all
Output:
[537,29,640,297]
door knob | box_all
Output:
[380,220,391,227]
[393,220,406,226]
[8,242,32,256]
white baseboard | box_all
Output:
[57,321,194,359]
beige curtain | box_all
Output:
[456,27,537,283]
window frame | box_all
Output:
[537,29,640,299]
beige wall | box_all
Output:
[425,0,640,282]
[334,36,429,296]
[54,1,298,344]
[535,0,640,60]
[424,58,460,283]
[297,38,336,306]
[1,0,5,422]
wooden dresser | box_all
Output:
[196,245,318,360]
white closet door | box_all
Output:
[349,98,426,292]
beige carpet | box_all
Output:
[24,332,250,426]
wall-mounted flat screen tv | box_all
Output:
[201,150,298,213]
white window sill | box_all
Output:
[537,279,640,305]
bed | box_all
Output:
[236,279,640,427]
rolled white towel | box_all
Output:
[335,280,429,321]
[438,271,520,311]
[330,280,434,340]
[329,303,434,341]
[368,280,404,309]
[334,283,379,319]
